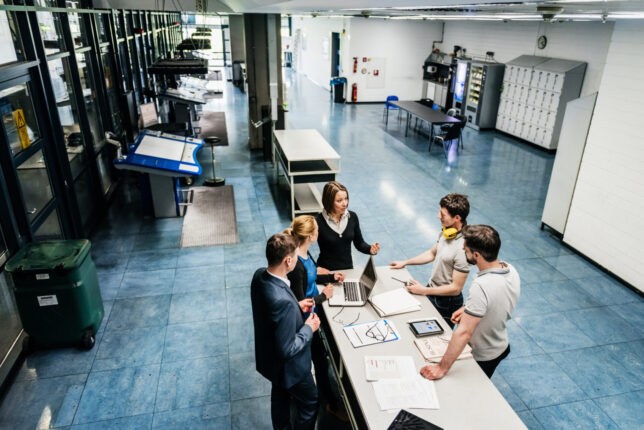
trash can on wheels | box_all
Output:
[5,240,104,351]
[330,77,347,103]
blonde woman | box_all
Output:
[284,216,347,420]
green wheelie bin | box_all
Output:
[5,239,104,350]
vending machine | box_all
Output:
[452,59,470,113]
[463,61,505,130]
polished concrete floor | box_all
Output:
[0,69,642,429]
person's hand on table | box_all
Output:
[299,298,313,313]
[322,283,334,299]
[333,272,345,283]
[305,312,320,332]
[389,260,406,270]
[317,267,331,275]
[370,242,381,255]
[451,306,465,325]
[404,279,427,295]
[420,364,447,380]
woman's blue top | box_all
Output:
[299,254,318,298]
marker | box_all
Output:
[311,303,316,314]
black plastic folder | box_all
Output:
[387,409,443,430]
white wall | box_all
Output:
[437,21,614,96]
[291,17,348,89]
[563,21,644,292]
[347,20,443,102]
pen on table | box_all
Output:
[392,276,410,286]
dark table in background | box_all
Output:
[387,101,461,142]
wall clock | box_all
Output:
[537,35,548,49]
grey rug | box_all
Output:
[181,186,238,247]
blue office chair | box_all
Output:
[383,95,400,123]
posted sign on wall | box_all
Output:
[13,109,31,150]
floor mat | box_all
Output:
[195,112,228,146]
[181,186,238,247]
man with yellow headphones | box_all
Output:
[390,193,471,328]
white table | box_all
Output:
[319,266,527,430]
[272,129,340,219]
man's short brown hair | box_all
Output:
[322,181,349,213]
[266,234,297,266]
[440,193,469,222]
[462,225,501,262]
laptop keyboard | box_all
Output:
[344,282,361,302]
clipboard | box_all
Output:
[343,319,399,348]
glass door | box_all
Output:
[0,79,65,242]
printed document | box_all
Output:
[372,377,440,411]
[414,334,473,363]
[364,356,417,381]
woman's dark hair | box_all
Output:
[322,181,349,213]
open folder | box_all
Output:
[370,288,422,317]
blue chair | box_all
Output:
[383,95,400,124]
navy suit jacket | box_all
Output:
[251,268,313,388]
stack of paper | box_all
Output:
[364,356,417,381]
[370,288,421,317]
[414,334,473,363]
[365,355,440,411]
[372,377,440,411]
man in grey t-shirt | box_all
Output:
[390,194,471,328]
[421,225,520,380]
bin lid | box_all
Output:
[5,240,91,273]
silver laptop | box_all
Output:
[328,256,378,307]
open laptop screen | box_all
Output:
[360,257,377,297]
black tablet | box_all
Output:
[409,319,444,337]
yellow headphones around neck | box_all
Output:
[442,227,459,240]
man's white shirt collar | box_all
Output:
[267,269,290,287]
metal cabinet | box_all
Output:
[497,55,587,150]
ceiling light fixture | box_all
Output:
[555,13,602,19]
[607,12,644,19]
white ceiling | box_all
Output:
[215,0,644,18]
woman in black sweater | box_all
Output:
[284,216,347,420]
[315,181,380,271]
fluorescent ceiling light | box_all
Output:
[391,13,541,20]
[389,16,425,20]
[555,13,602,19]
[607,12,644,19]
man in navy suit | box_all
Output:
[251,233,320,430]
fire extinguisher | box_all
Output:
[352,57,358,74]
[352,83,358,102]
